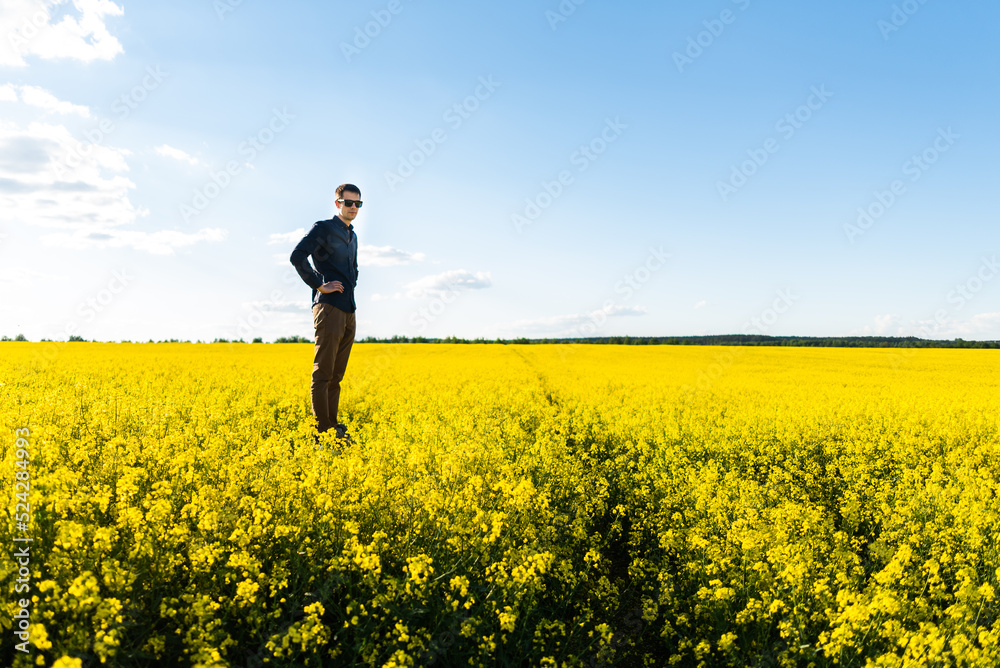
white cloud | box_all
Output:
[155,144,202,167]
[267,237,427,269]
[240,298,305,313]
[0,265,51,286]
[873,313,901,335]
[957,313,1000,338]
[40,227,227,255]
[18,85,90,116]
[907,312,1000,340]
[853,312,1000,340]
[0,118,140,230]
[504,304,647,336]
[0,87,224,255]
[605,305,646,317]
[852,313,902,336]
[268,228,306,246]
[359,245,426,267]
[370,292,406,302]
[0,84,91,116]
[404,269,492,298]
[694,300,707,310]
[1,0,125,67]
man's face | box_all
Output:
[336,191,362,224]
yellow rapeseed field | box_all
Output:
[2,342,999,667]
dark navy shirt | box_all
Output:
[290,216,358,313]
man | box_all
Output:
[290,183,362,441]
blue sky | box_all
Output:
[1,0,998,342]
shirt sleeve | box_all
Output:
[290,224,324,290]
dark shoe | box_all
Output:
[310,429,339,455]
[334,424,351,443]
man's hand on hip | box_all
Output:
[317,281,344,294]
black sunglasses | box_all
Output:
[338,199,363,208]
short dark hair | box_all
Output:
[336,183,361,198]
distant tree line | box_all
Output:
[356,334,1000,348]
[4,334,998,348]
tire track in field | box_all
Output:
[508,346,562,409]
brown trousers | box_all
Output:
[311,303,355,433]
